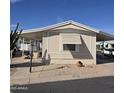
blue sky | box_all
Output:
[10,0,114,34]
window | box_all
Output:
[63,44,76,51]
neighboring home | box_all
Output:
[20,20,113,65]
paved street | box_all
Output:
[11,76,113,93]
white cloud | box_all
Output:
[10,0,22,4]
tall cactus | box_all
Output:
[10,23,23,50]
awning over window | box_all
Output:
[61,33,81,44]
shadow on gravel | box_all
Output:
[10,62,45,68]
[11,76,114,93]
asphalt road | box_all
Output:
[11,76,114,93]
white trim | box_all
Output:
[22,20,99,34]
[71,21,99,33]
[21,20,114,41]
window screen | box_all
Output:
[63,44,76,51]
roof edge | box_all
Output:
[99,31,114,38]
[22,20,99,34]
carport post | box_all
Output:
[22,38,24,56]
[102,41,105,59]
[29,40,34,73]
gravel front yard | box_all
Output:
[10,57,114,93]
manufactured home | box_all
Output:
[20,20,113,65]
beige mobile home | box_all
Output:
[21,20,113,65]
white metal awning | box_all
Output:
[61,33,81,44]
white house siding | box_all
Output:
[42,28,96,65]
